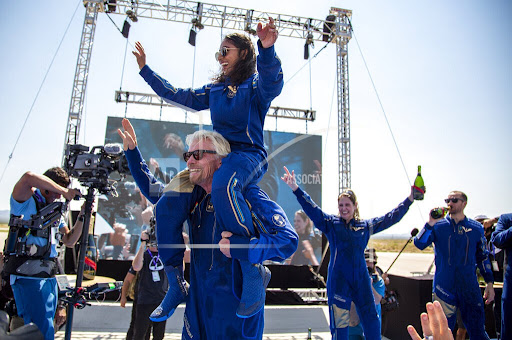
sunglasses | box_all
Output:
[183,149,217,162]
[215,47,239,60]
[444,198,463,204]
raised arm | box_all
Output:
[118,118,165,204]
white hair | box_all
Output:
[185,130,231,157]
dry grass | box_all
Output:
[0,223,432,253]
[368,238,433,253]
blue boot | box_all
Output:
[150,265,188,322]
[236,261,271,318]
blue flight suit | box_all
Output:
[138,40,284,254]
[293,187,412,340]
[415,215,494,339]
[491,213,512,340]
[125,146,297,338]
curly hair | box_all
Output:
[212,32,256,86]
[43,167,70,188]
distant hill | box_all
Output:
[0,210,8,224]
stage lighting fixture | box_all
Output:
[244,9,257,36]
[121,19,130,38]
[106,0,116,13]
[189,28,197,46]
[322,14,336,42]
[304,32,314,60]
[188,3,204,46]
[126,9,138,22]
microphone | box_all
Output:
[103,143,123,155]
[385,228,418,274]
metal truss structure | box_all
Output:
[114,90,316,121]
[64,0,352,192]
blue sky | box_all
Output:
[0,0,510,235]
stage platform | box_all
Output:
[56,303,345,340]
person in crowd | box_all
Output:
[414,191,495,339]
[2,167,82,340]
[288,210,319,266]
[127,229,168,340]
[118,118,297,338]
[132,16,283,320]
[120,265,145,340]
[491,213,512,340]
[408,301,454,340]
[281,166,415,339]
[348,248,386,339]
[110,222,128,260]
[473,214,503,339]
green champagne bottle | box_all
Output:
[413,165,426,200]
[430,207,449,219]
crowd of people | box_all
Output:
[0,15,510,340]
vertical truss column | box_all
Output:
[334,8,352,194]
[62,1,101,162]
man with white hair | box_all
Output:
[118,118,297,338]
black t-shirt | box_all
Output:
[136,250,168,305]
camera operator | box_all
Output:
[2,167,82,340]
[128,226,167,340]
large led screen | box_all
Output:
[97,117,322,266]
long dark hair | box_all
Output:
[212,32,256,86]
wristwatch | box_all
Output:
[78,215,85,222]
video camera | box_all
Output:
[64,143,129,195]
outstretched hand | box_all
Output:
[407,301,453,340]
[132,41,147,70]
[117,118,137,151]
[257,17,278,48]
[281,166,298,191]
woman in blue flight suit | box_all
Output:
[132,17,284,320]
[281,166,414,339]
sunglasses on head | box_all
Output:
[183,150,217,162]
[444,198,463,203]
[215,47,239,60]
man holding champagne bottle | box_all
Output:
[414,190,495,339]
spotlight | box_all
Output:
[188,3,204,46]
[126,9,138,22]
[106,0,117,13]
[304,32,314,60]
[121,19,130,38]
[322,14,336,42]
[244,9,257,36]
[188,28,197,46]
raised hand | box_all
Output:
[281,166,298,191]
[117,118,137,151]
[257,17,278,48]
[132,41,147,70]
[407,301,453,340]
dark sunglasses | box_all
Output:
[444,198,463,204]
[183,150,217,162]
[215,47,239,60]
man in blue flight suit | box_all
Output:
[118,118,298,338]
[491,213,512,340]
[414,190,495,339]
